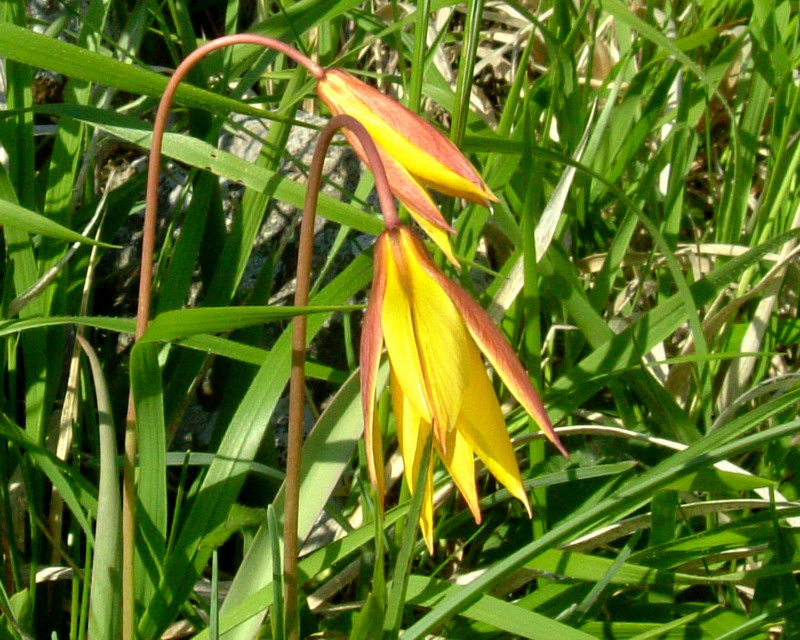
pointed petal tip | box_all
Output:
[553,436,570,459]
[522,495,533,519]
[535,410,569,459]
[506,479,533,518]
[410,213,460,268]
[482,184,499,205]
[422,530,434,555]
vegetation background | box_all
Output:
[0,0,799,638]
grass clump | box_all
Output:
[0,1,799,638]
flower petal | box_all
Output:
[434,424,481,524]
[360,233,388,501]
[317,69,496,205]
[381,235,432,423]
[384,227,471,441]
[412,208,460,268]
[407,230,569,457]
[336,126,455,233]
[391,370,435,553]
[332,125,459,265]
[453,337,532,516]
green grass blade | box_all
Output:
[129,342,168,607]
[78,336,121,640]
[217,364,375,640]
[0,23,271,119]
[401,402,800,639]
[138,255,372,638]
[404,575,597,640]
[139,305,360,343]
[267,505,284,640]
[0,198,118,248]
[384,438,432,638]
[0,412,96,542]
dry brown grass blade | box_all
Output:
[46,177,111,564]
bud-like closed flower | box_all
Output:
[317,69,497,265]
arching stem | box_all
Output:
[285,114,396,638]
[132,35,398,640]
[128,34,321,640]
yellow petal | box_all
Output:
[434,424,481,524]
[383,227,471,438]
[413,210,460,268]
[317,69,496,205]
[408,230,569,458]
[453,342,532,517]
[391,370,435,553]
[392,227,532,512]
[381,236,432,423]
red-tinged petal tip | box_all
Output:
[360,233,390,501]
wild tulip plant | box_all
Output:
[135,34,566,640]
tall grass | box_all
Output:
[0,1,798,638]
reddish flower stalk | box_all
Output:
[137,35,322,341]
[133,36,396,640]
[286,114,397,636]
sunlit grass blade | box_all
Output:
[0,23,270,118]
[138,255,372,638]
[384,436,431,639]
[268,505,284,640]
[401,402,800,638]
[0,198,118,248]
[140,305,360,343]
[129,341,167,608]
[194,364,380,639]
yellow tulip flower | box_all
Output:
[317,69,497,266]
[360,225,568,552]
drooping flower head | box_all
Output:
[360,224,568,552]
[317,69,497,266]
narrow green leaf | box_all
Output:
[384,437,432,638]
[268,505,284,640]
[191,365,378,640]
[401,407,800,638]
[139,255,372,638]
[350,593,385,640]
[664,468,775,493]
[79,336,121,640]
[130,342,167,607]
[0,198,117,247]
[405,575,598,640]
[0,23,269,118]
[140,305,360,343]
[0,413,96,543]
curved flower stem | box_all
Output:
[285,113,396,639]
[127,35,322,640]
[131,34,399,640]
[138,36,321,339]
